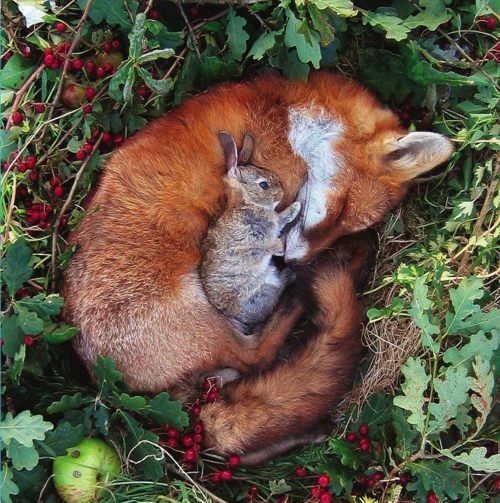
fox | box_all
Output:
[62,71,454,462]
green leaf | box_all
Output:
[443,330,499,368]
[5,440,39,471]
[113,393,148,412]
[42,422,86,456]
[0,54,34,90]
[408,276,440,352]
[13,304,44,335]
[301,0,357,17]
[43,323,79,344]
[173,49,201,106]
[92,404,110,436]
[108,62,134,102]
[128,12,146,59]
[328,438,362,469]
[47,393,91,414]
[393,407,419,459]
[136,67,174,96]
[362,11,410,41]
[17,293,64,319]
[1,315,24,358]
[226,8,249,61]
[428,366,473,434]
[136,48,175,64]
[470,356,494,433]
[6,345,26,385]
[146,392,189,430]
[404,10,451,31]
[439,447,500,473]
[285,9,321,68]
[2,238,32,297]
[94,356,124,397]
[1,465,19,503]
[199,56,239,86]
[445,276,485,335]
[249,31,281,60]
[393,357,430,434]
[408,459,467,501]
[77,0,135,30]
[1,410,53,447]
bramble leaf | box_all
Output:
[1,410,53,447]
[5,345,25,385]
[393,357,430,434]
[2,238,32,297]
[146,392,189,430]
[428,366,473,434]
[393,407,420,459]
[136,67,174,95]
[226,8,249,61]
[445,276,484,335]
[77,0,136,30]
[408,276,440,352]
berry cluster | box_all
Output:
[346,422,371,452]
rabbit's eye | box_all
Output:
[258,181,269,190]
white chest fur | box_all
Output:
[285,107,344,261]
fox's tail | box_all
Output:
[200,232,376,463]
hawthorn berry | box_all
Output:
[310,486,321,498]
[346,432,357,442]
[60,215,69,227]
[24,335,35,346]
[317,474,331,488]
[3,161,12,172]
[103,62,114,74]
[55,22,67,33]
[294,466,308,477]
[166,437,177,448]
[21,45,32,58]
[82,143,93,154]
[219,469,233,481]
[34,103,46,113]
[11,111,23,125]
[247,485,259,498]
[113,134,124,146]
[148,9,161,19]
[96,66,106,78]
[29,171,39,182]
[227,454,241,467]
[72,58,84,71]
[193,433,203,444]
[372,471,383,481]
[427,492,439,503]
[75,150,86,161]
[182,435,194,447]
[102,41,112,53]
[320,493,332,503]
[85,86,96,100]
[50,176,61,187]
[17,162,28,173]
[82,104,93,115]
[112,39,121,50]
[358,423,369,436]
[85,61,96,74]
[399,474,410,486]
[211,472,221,483]
[168,428,180,438]
[191,404,201,416]
[53,186,64,198]
[184,448,197,462]
[193,422,203,434]
[478,15,497,31]
[359,437,370,452]
[39,220,50,230]
[26,155,37,169]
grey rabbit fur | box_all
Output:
[201,132,301,330]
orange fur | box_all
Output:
[62,71,453,459]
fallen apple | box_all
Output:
[52,438,120,503]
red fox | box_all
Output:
[62,71,454,461]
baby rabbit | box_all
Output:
[201,132,301,330]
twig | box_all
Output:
[50,134,102,290]
[164,47,187,80]
[2,175,17,244]
[169,0,265,4]
[179,5,201,57]
[5,64,45,130]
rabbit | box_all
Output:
[201,132,301,330]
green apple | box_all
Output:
[52,438,120,503]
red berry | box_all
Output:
[320,493,332,503]
[50,176,61,187]
[72,58,83,71]
[75,150,86,161]
[346,432,357,442]
[51,60,61,70]
[102,41,112,53]
[495,478,500,490]
[166,437,177,448]
[227,454,240,467]
[294,466,307,477]
[26,155,37,169]
[193,422,203,434]
[317,474,330,488]
[82,104,93,114]
[184,448,197,462]
[193,433,203,444]
[96,66,105,78]
[53,186,64,197]
[219,469,232,481]
[11,111,23,125]
[310,486,321,498]
[17,162,28,173]
[29,171,39,182]
[85,87,95,100]
[39,220,50,230]
[366,478,375,488]
[2,50,13,62]
[60,216,69,227]
[24,335,35,346]
[182,435,194,448]
[191,404,201,416]
[358,423,369,436]
[21,45,32,58]
[148,9,160,19]
[211,472,221,483]
[372,471,383,481]
[478,15,497,31]
[112,39,121,50]
[247,485,259,498]
[55,22,67,33]
[168,429,179,439]
[103,62,114,74]
[359,438,370,452]
[3,161,12,172]
[427,492,439,503]
[83,143,93,154]
[34,103,46,113]
[85,61,96,74]
[399,474,410,486]
[113,134,124,146]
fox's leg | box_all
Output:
[200,232,376,460]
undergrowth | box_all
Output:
[1,0,499,502]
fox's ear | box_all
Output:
[384,132,454,181]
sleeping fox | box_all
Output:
[62,71,454,462]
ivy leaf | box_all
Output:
[42,422,85,456]
[2,238,32,297]
[362,11,410,41]
[5,439,39,471]
[1,315,24,358]
[393,357,430,434]
[408,459,467,501]
[249,31,281,60]
[226,8,249,61]
[1,410,53,447]
[438,447,500,473]
[113,393,148,412]
[428,366,473,435]
[1,465,19,503]
[13,304,44,335]
[445,276,485,335]
[46,393,91,414]
[328,438,362,469]
[145,392,189,430]
[94,356,124,397]
[408,276,440,352]
[470,356,494,433]
[285,9,321,68]
[17,293,64,319]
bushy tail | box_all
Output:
[200,233,375,462]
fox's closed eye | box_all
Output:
[259,181,269,190]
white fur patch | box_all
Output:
[285,108,344,261]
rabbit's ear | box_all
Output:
[219,131,238,171]
[238,133,254,164]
